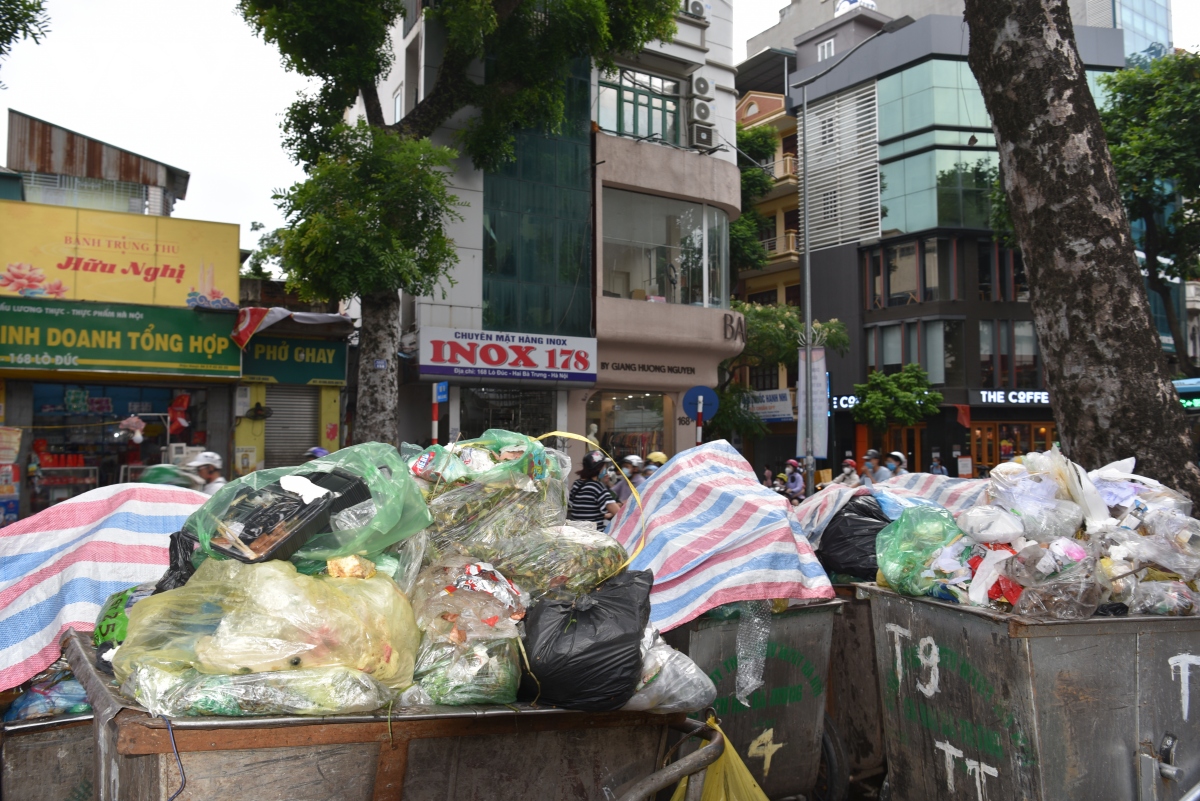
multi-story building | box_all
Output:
[735,9,1134,478]
[352,3,744,466]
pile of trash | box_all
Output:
[815,447,1200,620]
[101,430,719,718]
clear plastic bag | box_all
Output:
[445,525,628,602]
[410,558,528,642]
[1016,499,1084,543]
[182,442,431,565]
[1010,556,1101,620]
[734,600,771,707]
[1102,526,1200,580]
[383,529,428,597]
[958,505,1024,545]
[413,637,520,705]
[876,506,964,596]
[1129,581,1196,616]
[113,558,421,716]
[622,628,717,714]
[1097,556,1140,603]
[3,661,91,721]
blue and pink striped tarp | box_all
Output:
[0,483,206,690]
[607,441,834,632]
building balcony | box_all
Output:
[758,155,799,203]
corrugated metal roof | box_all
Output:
[5,109,190,199]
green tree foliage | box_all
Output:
[729,124,778,277]
[274,122,462,303]
[242,222,281,280]
[707,300,848,442]
[0,0,49,88]
[1099,51,1200,375]
[851,363,943,430]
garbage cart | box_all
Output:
[826,585,886,784]
[665,600,847,800]
[62,630,720,801]
[865,584,1200,801]
[1,712,95,801]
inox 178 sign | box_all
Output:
[419,326,598,385]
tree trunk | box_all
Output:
[1141,213,1199,377]
[963,0,1200,500]
[356,291,402,446]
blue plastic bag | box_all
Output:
[3,670,91,721]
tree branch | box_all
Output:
[359,81,386,127]
[392,49,476,140]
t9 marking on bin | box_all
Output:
[886,624,940,697]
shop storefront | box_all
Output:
[0,199,241,519]
[236,335,348,473]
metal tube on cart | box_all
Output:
[695,395,703,446]
[431,383,439,445]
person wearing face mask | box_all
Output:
[785,458,805,500]
[886,451,910,477]
[613,454,644,502]
[819,458,861,489]
[860,449,891,487]
[568,451,621,527]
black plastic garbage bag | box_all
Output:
[519,570,652,711]
[154,531,197,594]
[817,495,890,580]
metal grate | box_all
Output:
[797,81,880,252]
[264,385,320,468]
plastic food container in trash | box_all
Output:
[865,583,1200,801]
[664,601,848,800]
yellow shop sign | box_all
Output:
[0,200,239,309]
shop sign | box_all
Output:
[746,390,795,423]
[419,326,597,384]
[241,336,347,386]
[831,394,860,410]
[0,200,239,309]
[0,297,239,378]
[970,390,1051,407]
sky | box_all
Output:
[0,0,1197,253]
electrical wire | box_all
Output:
[162,715,187,801]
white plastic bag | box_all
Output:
[958,505,1024,544]
[622,628,717,714]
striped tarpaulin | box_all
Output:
[795,473,990,548]
[0,483,207,690]
[607,441,833,632]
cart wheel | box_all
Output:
[810,712,849,801]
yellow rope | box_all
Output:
[537,430,648,569]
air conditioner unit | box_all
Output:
[687,0,706,18]
[691,74,713,100]
[690,123,715,149]
[689,99,713,124]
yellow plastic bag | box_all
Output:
[670,717,771,801]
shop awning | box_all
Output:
[232,307,354,349]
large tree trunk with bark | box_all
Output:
[963,0,1200,500]
[356,291,402,446]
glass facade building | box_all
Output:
[1118,0,1172,61]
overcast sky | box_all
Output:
[1,0,1196,253]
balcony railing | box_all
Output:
[760,231,799,258]
[762,155,798,181]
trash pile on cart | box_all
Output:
[804,446,1200,620]
[34,431,829,722]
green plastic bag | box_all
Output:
[876,506,964,596]
[182,442,431,565]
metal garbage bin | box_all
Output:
[1,713,95,801]
[826,585,886,785]
[866,584,1200,801]
[665,600,844,799]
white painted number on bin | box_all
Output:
[936,740,999,800]
[1170,653,1200,721]
[886,623,940,697]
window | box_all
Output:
[922,238,955,301]
[393,84,404,124]
[978,242,994,301]
[817,38,835,62]
[907,324,920,366]
[886,244,918,306]
[819,115,836,146]
[785,283,802,307]
[924,321,964,386]
[1014,321,1039,388]
[602,187,729,307]
[1013,251,1030,302]
[586,392,675,459]
[997,248,1012,301]
[980,320,995,387]
[747,289,777,305]
[866,328,876,373]
[998,320,1011,386]
[749,364,780,391]
[866,250,883,309]
[598,69,681,144]
[882,325,902,374]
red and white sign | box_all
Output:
[419,326,597,385]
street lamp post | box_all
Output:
[792,15,914,496]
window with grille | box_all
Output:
[749,364,780,390]
[598,69,681,144]
[746,289,777,305]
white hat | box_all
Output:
[622,455,644,467]
[186,451,223,470]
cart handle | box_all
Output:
[615,718,724,801]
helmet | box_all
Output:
[864,449,881,459]
[622,454,644,467]
[582,450,610,471]
[185,451,222,470]
[842,458,857,468]
[888,451,907,465]
[646,451,668,466]
[643,464,659,476]
[304,447,330,459]
[786,458,800,468]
